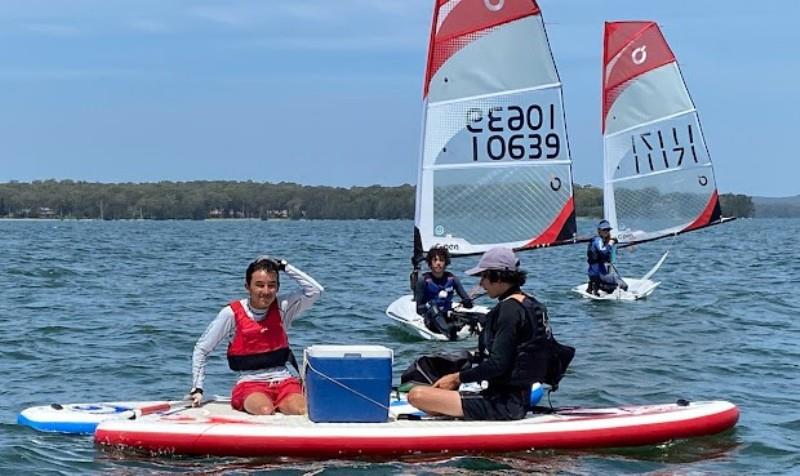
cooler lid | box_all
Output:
[305,345,393,360]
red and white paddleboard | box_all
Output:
[95,400,738,457]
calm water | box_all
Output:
[1,218,798,475]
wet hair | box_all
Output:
[245,257,280,288]
[426,246,451,266]
[480,269,527,288]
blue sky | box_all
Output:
[0,0,796,197]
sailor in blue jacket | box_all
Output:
[414,246,473,340]
[586,220,628,295]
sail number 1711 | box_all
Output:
[466,104,561,161]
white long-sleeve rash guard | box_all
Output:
[191,263,324,391]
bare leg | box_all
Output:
[407,386,464,417]
[243,392,276,415]
[277,393,307,415]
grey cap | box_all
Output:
[597,219,613,230]
[465,247,520,276]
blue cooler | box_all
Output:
[304,345,393,423]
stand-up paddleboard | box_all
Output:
[597,21,735,292]
[18,387,545,435]
[573,251,667,301]
[17,400,190,434]
[386,295,489,341]
[95,399,739,457]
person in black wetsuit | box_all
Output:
[413,246,473,340]
[408,247,571,420]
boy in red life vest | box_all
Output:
[189,255,324,415]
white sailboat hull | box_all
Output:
[572,251,667,301]
[385,295,489,341]
[572,278,660,301]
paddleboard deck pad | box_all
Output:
[94,400,738,457]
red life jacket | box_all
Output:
[226,299,290,371]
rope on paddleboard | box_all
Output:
[302,360,393,415]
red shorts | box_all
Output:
[230,377,303,411]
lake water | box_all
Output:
[1,218,798,474]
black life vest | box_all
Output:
[479,294,574,390]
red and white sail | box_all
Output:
[603,22,722,245]
[414,0,577,258]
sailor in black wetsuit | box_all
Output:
[413,246,473,340]
[408,247,572,420]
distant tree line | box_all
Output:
[751,196,800,218]
[0,180,413,220]
[719,193,754,218]
[0,180,755,220]
[572,185,754,219]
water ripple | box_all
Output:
[1,219,798,473]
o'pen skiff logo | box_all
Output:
[632,46,647,65]
[435,225,445,236]
[484,0,504,12]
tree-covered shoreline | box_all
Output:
[0,180,756,220]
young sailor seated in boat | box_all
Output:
[414,246,473,340]
[408,247,573,420]
[189,255,323,415]
[587,220,628,295]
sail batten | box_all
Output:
[604,107,698,138]
[425,158,573,172]
[603,21,724,245]
[429,82,564,107]
[414,0,577,258]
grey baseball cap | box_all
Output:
[465,247,521,276]
[597,219,613,230]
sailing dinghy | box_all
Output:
[388,0,578,337]
[574,21,733,301]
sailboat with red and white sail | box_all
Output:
[386,0,579,338]
[574,21,734,301]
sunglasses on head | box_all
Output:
[251,255,281,269]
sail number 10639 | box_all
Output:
[466,104,562,161]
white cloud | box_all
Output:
[187,5,253,27]
[241,33,420,52]
[128,19,170,33]
[24,23,82,36]
[0,68,174,81]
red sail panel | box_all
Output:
[423,0,541,98]
[682,190,722,232]
[602,21,676,132]
[523,197,575,248]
